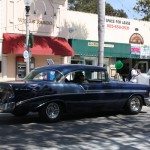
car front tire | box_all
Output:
[39,102,62,123]
[126,96,142,115]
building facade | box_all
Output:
[0,0,74,81]
[67,11,150,79]
[1,1,150,81]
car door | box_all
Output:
[81,70,126,111]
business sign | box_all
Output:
[131,44,141,55]
[140,45,150,59]
[23,50,29,59]
[88,42,114,48]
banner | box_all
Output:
[131,44,141,55]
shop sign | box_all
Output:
[140,45,150,59]
[88,42,114,48]
[105,18,130,31]
[18,18,53,25]
[23,50,29,59]
[88,42,98,47]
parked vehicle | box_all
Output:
[0,64,150,122]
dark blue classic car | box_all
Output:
[0,64,150,122]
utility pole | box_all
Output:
[24,0,32,76]
[98,0,105,67]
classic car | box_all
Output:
[0,64,150,122]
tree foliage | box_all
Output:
[133,0,150,20]
[68,0,128,18]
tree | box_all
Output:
[69,0,98,14]
[133,0,150,20]
[114,9,128,18]
[68,0,128,18]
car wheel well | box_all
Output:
[129,94,145,105]
[39,100,66,122]
[37,100,66,113]
[125,95,143,114]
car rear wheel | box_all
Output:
[39,102,62,123]
[126,96,142,114]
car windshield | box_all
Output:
[24,69,63,82]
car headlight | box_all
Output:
[0,88,14,103]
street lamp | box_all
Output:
[24,0,33,76]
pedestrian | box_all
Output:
[130,65,140,83]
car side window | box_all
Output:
[86,70,106,83]
[34,72,48,80]
[65,70,106,83]
[65,71,87,84]
[26,70,63,82]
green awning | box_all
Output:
[69,39,133,58]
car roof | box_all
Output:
[34,64,107,75]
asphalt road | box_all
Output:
[0,106,150,150]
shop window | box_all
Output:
[85,59,93,65]
[71,56,84,64]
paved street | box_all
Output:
[0,106,150,150]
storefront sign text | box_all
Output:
[131,44,140,55]
[18,18,53,25]
[88,42,114,48]
[106,18,130,30]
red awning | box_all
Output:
[2,33,74,56]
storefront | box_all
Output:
[0,0,72,81]
[2,33,74,80]
[69,39,132,76]
[67,11,150,79]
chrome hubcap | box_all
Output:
[46,103,60,119]
[130,97,140,111]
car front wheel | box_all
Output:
[126,96,142,114]
[39,102,62,123]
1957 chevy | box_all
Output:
[0,64,150,122]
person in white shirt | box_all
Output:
[130,67,140,83]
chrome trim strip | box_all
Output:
[16,89,148,106]
[86,89,147,93]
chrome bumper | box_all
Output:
[0,102,15,112]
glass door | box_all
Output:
[138,61,148,73]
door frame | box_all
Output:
[138,61,148,73]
